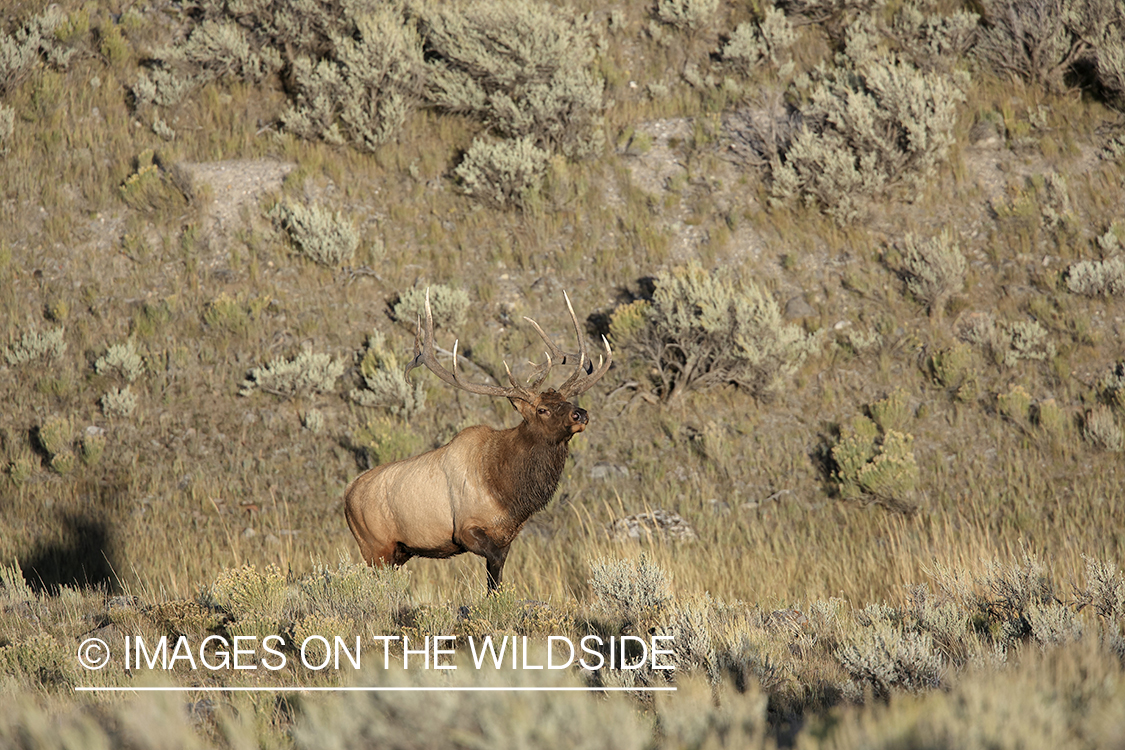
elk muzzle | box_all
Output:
[570,407,589,433]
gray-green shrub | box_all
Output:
[975,0,1125,106]
[101,385,138,418]
[654,0,720,33]
[270,203,359,267]
[896,229,966,315]
[418,0,605,159]
[350,330,426,420]
[770,47,967,222]
[589,555,674,625]
[0,7,73,98]
[722,6,796,73]
[281,10,425,151]
[392,285,469,330]
[454,135,550,210]
[959,315,1056,368]
[3,326,67,366]
[1066,256,1125,296]
[240,346,346,398]
[95,341,145,383]
[609,262,822,402]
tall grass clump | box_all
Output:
[609,262,821,402]
[417,0,605,159]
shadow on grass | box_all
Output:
[20,513,120,594]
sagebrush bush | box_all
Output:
[1082,405,1123,451]
[722,7,796,73]
[975,0,1125,107]
[770,47,967,222]
[589,555,674,625]
[0,103,13,155]
[1066,256,1125,296]
[132,0,423,147]
[418,0,605,159]
[837,623,943,697]
[350,330,426,420]
[885,3,979,73]
[654,0,720,33]
[454,135,550,210]
[282,9,426,151]
[609,262,821,402]
[392,285,469,330]
[3,326,67,366]
[101,385,137,417]
[240,346,345,398]
[202,564,288,623]
[959,315,1055,368]
[291,559,412,626]
[832,416,919,509]
[777,0,883,26]
[896,229,966,315]
[270,203,359,267]
[95,341,145,383]
[0,7,73,98]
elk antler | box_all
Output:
[406,289,535,403]
[522,290,612,399]
[405,289,612,401]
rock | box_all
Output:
[589,462,630,480]
[607,509,696,543]
[785,295,815,320]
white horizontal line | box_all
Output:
[75,686,676,693]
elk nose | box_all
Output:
[572,408,588,425]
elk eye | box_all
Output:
[537,408,549,415]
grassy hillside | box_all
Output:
[2,0,1125,746]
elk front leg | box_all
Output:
[462,527,510,593]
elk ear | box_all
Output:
[510,397,536,419]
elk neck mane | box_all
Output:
[481,421,571,523]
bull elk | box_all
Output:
[344,291,611,591]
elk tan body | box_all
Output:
[344,292,609,591]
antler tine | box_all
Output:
[558,332,612,399]
[405,288,533,402]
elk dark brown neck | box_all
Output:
[483,424,571,524]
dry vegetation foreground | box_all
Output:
[3,0,1125,746]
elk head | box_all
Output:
[405,289,611,435]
